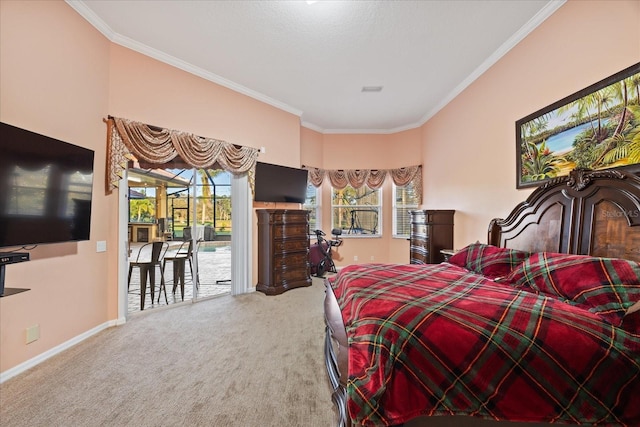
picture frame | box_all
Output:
[516,62,640,189]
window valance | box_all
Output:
[105,117,259,194]
[305,165,422,203]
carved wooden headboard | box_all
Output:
[488,169,640,262]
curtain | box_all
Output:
[305,165,422,203]
[105,117,259,195]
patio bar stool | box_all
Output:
[160,239,199,301]
[128,241,169,310]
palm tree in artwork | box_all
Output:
[521,116,549,142]
[593,78,633,167]
[602,104,640,166]
[629,73,640,104]
[558,82,625,169]
[608,81,629,136]
[559,93,597,138]
[624,105,640,164]
[584,90,608,142]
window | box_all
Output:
[393,182,419,237]
[332,185,381,236]
[303,183,320,233]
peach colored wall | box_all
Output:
[1,0,302,375]
[108,45,302,289]
[300,127,324,168]
[321,129,422,169]
[300,128,422,265]
[0,1,112,372]
[421,0,640,250]
[108,45,301,165]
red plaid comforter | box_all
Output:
[330,263,640,426]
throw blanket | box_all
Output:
[331,263,640,426]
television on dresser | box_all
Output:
[254,161,308,204]
[0,122,95,248]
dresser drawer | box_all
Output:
[410,235,429,249]
[273,224,309,238]
[411,211,426,223]
[274,266,310,283]
[270,212,308,224]
[273,252,309,269]
[410,245,429,264]
[411,224,428,238]
[273,239,309,253]
[410,245,429,257]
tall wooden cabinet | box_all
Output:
[409,210,454,264]
[256,209,311,295]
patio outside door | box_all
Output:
[123,168,233,314]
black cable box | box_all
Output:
[0,252,30,265]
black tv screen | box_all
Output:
[0,122,95,248]
[254,162,308,204]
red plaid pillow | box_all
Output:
[506,252,640,327]
[447,243,529,279]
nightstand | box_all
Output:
[440,249,456,262]
[409,210,454,264]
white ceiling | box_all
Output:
[68,0,564,134]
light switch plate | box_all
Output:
[97,241,107,252]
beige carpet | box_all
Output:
[0,278,337,427]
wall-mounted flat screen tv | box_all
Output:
[0,122,95,248]
[254,161,308,204]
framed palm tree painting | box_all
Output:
[516,62,640,188]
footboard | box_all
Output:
[324,278,349,427]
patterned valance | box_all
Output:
[105,117,259,194]
[305,165,422,203]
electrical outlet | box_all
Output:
[26,325,40,344]
[96,240,107,253]
[354,255,358,262]
[370,256,374,261]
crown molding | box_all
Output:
[320,122,422,135]
[66,0,564,135]
[418,0,566,126]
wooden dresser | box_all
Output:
[256,209,311,295]
[409,210,454,264]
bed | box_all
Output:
[324,169,640,427]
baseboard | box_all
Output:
[0,319,118,383]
